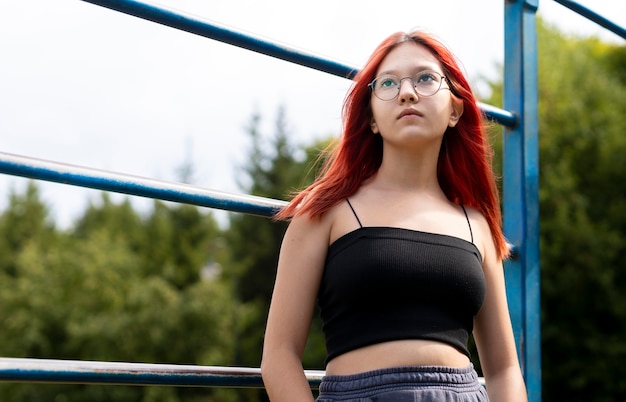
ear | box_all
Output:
[448,98,464,127]
[370,119,379,134]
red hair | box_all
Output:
[276,31,509,259]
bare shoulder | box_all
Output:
[326,199,363,245]
[463,206,498,264]
[284,210,332,249]
[273,211,334,303]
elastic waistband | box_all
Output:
[319,364,482,394]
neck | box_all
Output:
[372,144,442,193]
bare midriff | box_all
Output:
[324,339,471,376]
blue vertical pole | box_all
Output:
[503,1,541,402]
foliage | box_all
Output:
[223,106,329,401]
[0,181,57,276]
[0,186,237,401]
[483,19,626,401]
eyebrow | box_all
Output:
[377,65,443,76]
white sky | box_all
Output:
[1,0,624,228]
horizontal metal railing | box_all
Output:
[0,151,286,218]
[552,0,626,39]
[80,0,519,127]
[0,358,324,389]
[0,358,485,388]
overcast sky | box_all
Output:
[1,0,624,228]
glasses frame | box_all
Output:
[368,71,449,101]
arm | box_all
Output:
[261,213,330,402]
[473,217,528,402]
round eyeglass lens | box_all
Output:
[413,71,444,97]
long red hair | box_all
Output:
[276,30,509,259]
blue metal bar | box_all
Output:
[503,1,541,401]
[551,0,626,40]
[0,358,324,389]
[477,102,519,127]
[79,0,517,127]
[0,357,484,388]
[0,152,286,218]
[81,0,359,79]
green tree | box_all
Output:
[484,19,626,401]
[74,193,222,289]
[230,107,305,306]
[0,185,237,401]
[141,200,221,289]
[223,106,327,401]
[0,181,57,276]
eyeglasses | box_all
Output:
[368,71,448,101]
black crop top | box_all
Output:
[317,202,486,363]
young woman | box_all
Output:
[261,30,528,402]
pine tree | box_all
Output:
[223,106,326,401]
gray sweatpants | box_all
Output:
[316,364,488,401]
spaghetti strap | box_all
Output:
[460,205,474,244]
[346,199,363,228]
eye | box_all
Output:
[376,75,399,89]
[416,71,440,83]
[415,71,441,84]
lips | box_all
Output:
[398,108,423,119]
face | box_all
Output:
[369,42,463,146]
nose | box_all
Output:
[398,77,418,103]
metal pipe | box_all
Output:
[80,0,359,79]
[0,357,324,388]
[0,357,484,388]
[478,102,519,127]
[79,0,518,127]
[0,152,286,217]
[503,1,541,401]
[552,0,626,40]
